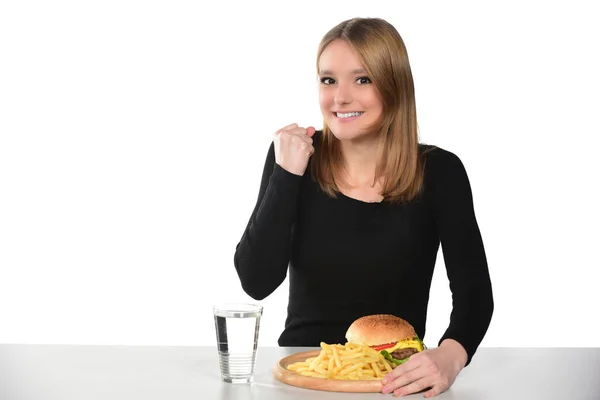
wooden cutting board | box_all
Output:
[273,349,384,393]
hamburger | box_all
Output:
[345,314,426,366]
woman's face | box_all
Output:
[318,39,383,142]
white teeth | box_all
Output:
[336,112,364,118]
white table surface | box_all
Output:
[1,345,599,399]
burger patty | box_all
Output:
[391,348,419,360]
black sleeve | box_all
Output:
[233,142,304,300]
[426,148,494,367]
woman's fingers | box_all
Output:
[382,357,420,386]
[273,123,316,176]
[276,123,298,134]
[382,364,422,394]
[392,376,435,397]
[278,126,314,143]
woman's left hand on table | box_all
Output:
[381,339,467,397]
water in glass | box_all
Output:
[213,304,262,383]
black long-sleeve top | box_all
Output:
[234,134,494,366]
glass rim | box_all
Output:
[213,303,263,313]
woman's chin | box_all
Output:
[329,128,375,143]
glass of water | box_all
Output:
[213,303,263,384]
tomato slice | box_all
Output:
[371,342,397,351]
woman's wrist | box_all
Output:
[439,338,468,370]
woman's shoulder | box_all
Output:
[419,143,469,183]
[420,143,463,167]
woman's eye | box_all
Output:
[320,77,335,85]
[356,76,372,85]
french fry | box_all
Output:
[314,366,328,375]
[300,371,327,378]
[340,352,365,361]
[362,369,375,376]
[309,352,324,371]
[371,362,382,378]
[332,346,342,369]
[339,362,365,376]
[382,360,393,372]
[327,356,334,378]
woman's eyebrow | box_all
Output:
[318,68,367,75]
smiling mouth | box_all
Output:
[333,111,364,119]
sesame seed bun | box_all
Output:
[345,314,417,346]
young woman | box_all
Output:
[234,17,493,397]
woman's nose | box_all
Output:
[334,84,352,105]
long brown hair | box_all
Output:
[310,17,430,203]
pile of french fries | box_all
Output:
[287,342,395,380]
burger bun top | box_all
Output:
[345,314,417,346]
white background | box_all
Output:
[1,0,599,349]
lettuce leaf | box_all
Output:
[380,337,428,366]
[380,350,409,366]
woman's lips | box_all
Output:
[332,111,364,122]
